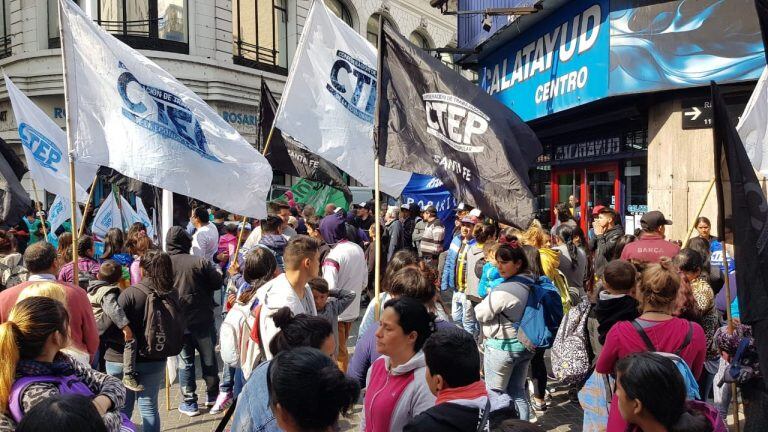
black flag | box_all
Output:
[259,81,352,202]
[0,148,31,226]
[712,82,768,381]
[375,23,542,227]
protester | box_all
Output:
[589,207,624,277]
[15,394,108,432]
[87,260,142,391]
[475,243,535,420]
[212,209,229,236]
[553,224,588,293]
[464,223,497,338]
[620,211,680,264]
[217,223,238,270]
[0,297,128,431]
[0,242,99,360]
[694,217,721,253]
[611,234,637,261]
[55,232,73,269]
[400,204,417,252]
[124,223,147,256]
[596,259,707,432]
[522,225,570,313]
[382,206,405,262]
[309,277,355,360]
[165,226,223,416]
[104,250,181,432]
[616,352,725,432]
[127,236,153,285]
[305,216,330,270]
[58,235,101,287]
[11,209,35,254]
[230,308,335,432]
[354,201,374,232]
[362,297,436,432]
[259,215,288,271]
[417,205,445,265]
[442,214,476,333]
[478,241,503,298]
[0,230,26,290]
[593,260,640,351]
[99,228,133,268]
[405,327,515,432]
[551,202,577,236]
[685,237,724,295]
[257,236,320,360]
[322,223,366,371]
[189,207,219,263]
[268,347,359,432]
[275,202,298,240]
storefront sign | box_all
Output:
[681,98,713,130]
[554,136,620,161]
[479,0,609,121]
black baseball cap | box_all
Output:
[640,211,672,231]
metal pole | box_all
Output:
[30,180,49,241]
[78,176,99,238]
[685,178,716,242]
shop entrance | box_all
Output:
[551,162,621,233]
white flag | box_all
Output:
[135,197,156,239]
[5,75,97,202]
[738,66,768,175]
[59,0,271,218]
[47,194,83,233]
[274,1,411,197]
[91,193,123,238]
[119,196,142,229]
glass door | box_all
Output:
[550,169,583,226]
[584,163,621,233]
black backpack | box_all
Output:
[135,282,185,360]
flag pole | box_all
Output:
[373,14,385,321]
[721,243,741,431]
[78,175,99,238]
[58,0,79,272]
[231,125,277,266]
[30,180,49,241]
[685,178,716,241]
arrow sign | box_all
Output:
[684,106,702,121]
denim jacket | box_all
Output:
[231,361,277,432]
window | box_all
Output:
[88,0,188,52]
[409,31,430,50]
[325,0,353,27]
[367,13,395,47]
[0,0,9,58]
[233,0,288,73]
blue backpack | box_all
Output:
[508,275,564,350]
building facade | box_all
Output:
[1,0,457,203]
[450,0,766,241]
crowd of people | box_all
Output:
[0,196,763,432]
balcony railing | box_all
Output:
[233,39,286,74]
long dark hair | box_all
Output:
[268,307,333,357]
[555,224,578,270]
[517,245,538,278]
[617,353,712,432]
[139,249,175,294]
[382,297,436,353]
[100,228,125,259]
[239,247,279,304]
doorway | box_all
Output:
[551,162,621,233]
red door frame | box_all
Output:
[551,162,621,233]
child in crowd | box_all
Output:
[594,260,640,346]
[309,277,356,360]
[217,223,239,270]
[477,241,502,298]
[86,260,142,391]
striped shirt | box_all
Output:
[419,219,445,257]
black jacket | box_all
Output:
[594,294,640,345]
[590,225,624,277]
[166,226,222,330]
[404,400,517,432]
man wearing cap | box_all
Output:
[441,214,477,333]
[419,205,445,264]
[400,203,417,252]
[354,201,374,232]
[382,206,405,262]
[590,207,624,277]
[443,203,472,252]
[620,210,680,263]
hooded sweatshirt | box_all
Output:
[259,233,287,271]
[594,291,640,345]
[256,273,317,361]
[319,212,347,246]
[362,352,436,432]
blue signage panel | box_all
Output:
[478,0,609,121]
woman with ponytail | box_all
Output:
[103,249,178,432]
[230,307,335,432]
[0,297,128,432]
[553,224,587,293]
[596,258,707,432]
[616,352,725,432]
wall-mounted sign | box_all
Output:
[681,98,713,130]
[554,135,620,161]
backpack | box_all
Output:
[508,275,564,351]
[220,300,264,379]
[8,374,136,430]
[0,261,28,291]
[578,369,614,432]
[135,282,185,360]
[631,320,701,400]
[551,296,593,385]
[77,270,97,290]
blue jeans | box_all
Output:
[451,291,478,336]
[106,360,165,432]
[484,345,533,421]
[220,365,235,394]
[179,326,220,404]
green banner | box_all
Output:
[282,179,350,211]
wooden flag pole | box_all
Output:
[165,364,171,411]
[30,180,49,241]
[231,125,277,266]
[685,178,716,241]
[373,13,385,321]
[721,243,741,431]
[58,0,79,272]
[78,176,99,238]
